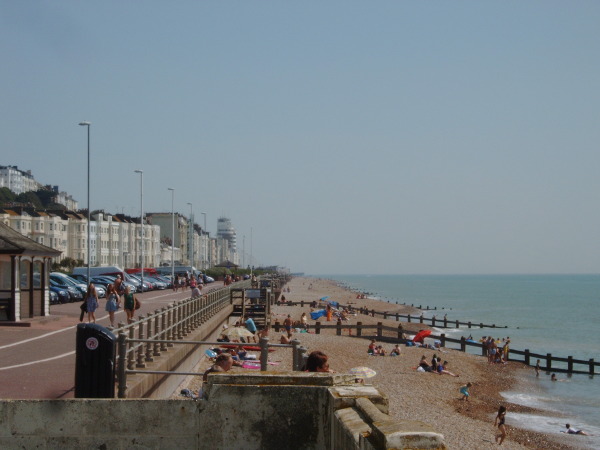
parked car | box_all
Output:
[144,276,167,290]
[53,272,106,298]
[49,288,59,305]
[153,275,173,289]
[49,286,70,304]
[203,275,215,283]
[49,279,82,302]
[68,274,107,298]
[128,274,152,292]
[91,276,137,294]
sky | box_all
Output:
[2,1,600,275]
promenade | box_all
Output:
[0,282,224,399]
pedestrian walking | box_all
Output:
[85,283,99,323]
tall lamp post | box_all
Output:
[78,121,91,284]
[201,212,207,270]
[134,170,144,291]
[187,202,193,269]
[168,188,175,283]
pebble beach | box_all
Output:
[179,276,588,449]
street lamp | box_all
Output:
[201,212,207,270]
[134,170,144,291]
[187,202,193,269]
[168,188,175,282]
[78,121,91,284]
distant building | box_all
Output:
[217,217,238,265]
[50,186,78,210]
[0,165,41,195]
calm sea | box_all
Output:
[320,274,600,446]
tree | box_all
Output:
[34,189,56,208]
[16,192,42,209]
[60,257,76,271]
[0,187,16,204]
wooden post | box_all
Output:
[419,315,423,324]
[377,322,382,338]
[291,339,300,371]
[260,337,269,371]
[383,312,387,320]
[568,356,573,374]
[440,333,446,348]
[397,324,403,340]
[468,321,471,329]
[590,359,595,376]
[315,321,321,335]
[479,323,483,328]
[274,320,280,332]
[407,314,411,323]
[546,353,552,371]
[357,321,362,337]
[432,317,436,327]
[460,336,466,352]
[395,313,399,322]
[455,320,459,329]
[336,320,342,336]
[443,317,447,328]
[145,314,154,362]
[524,349,530,366]
[136,321,145,368]
[117,333,128,399]
[153,309,161,357]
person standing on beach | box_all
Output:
[535,359,541,376]
[495,405,508,445]
[459,382,472,401]
[244,315,257,343]
[283,314,293,334]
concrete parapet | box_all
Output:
[0,399,199,449]
[0,373,446,449]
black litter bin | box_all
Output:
[75,323,116,398]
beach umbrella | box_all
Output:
[412,329,432,343]
[224,327,255,340]
[349,366,377,379]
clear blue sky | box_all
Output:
[2,1,599,275]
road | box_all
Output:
[0,283,225,399]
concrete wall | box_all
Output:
[1,373,446,449]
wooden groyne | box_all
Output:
[279,300,507,329]
[274,305,597,376]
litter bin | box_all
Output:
[75,323,116,398]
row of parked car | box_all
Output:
[48,272,178,305]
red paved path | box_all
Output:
[0,283,224,399]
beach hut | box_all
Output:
[0,221,61,322]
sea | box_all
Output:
[319,274,600,447]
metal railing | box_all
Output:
[111,281,249,396]
[116,336,307,398]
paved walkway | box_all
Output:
[0,283,224,399]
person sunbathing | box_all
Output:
[564,424,590,435]
[368,339,377,355]
[419,355,433,372]
[437,360,459,377]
